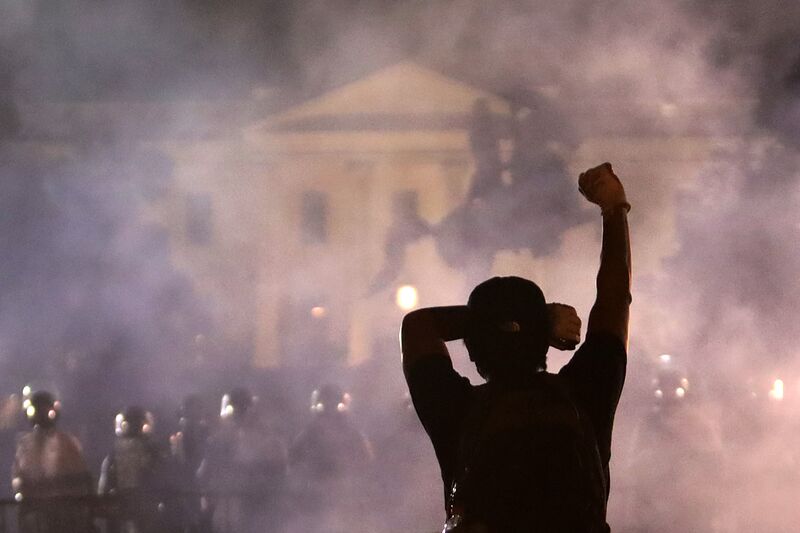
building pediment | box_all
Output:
[256,61,511,133]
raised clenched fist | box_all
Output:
[579,162,629,214]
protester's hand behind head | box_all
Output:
[547,303,581,350]
[579,162,628,213]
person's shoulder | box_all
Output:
[562,332,627,369]
[579,331,627,354]
[558,332,627,385]
[16,430,34,443]
[471,381,490,398]
[407,357,475,430]
[52,429,83,450]
[406,352,471,387]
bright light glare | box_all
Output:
[310,306,327,319]
[769,379,784,401]
[675,387,686,398]
[396,285,419,311]
[659,354,672,364]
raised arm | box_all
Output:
[579,163,632,346]
[400,306,469,379]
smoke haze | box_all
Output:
[1,0,799,530]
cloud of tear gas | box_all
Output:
[293,1,800,530]
[0,0,799,530]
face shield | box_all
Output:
[310,385,352,415]
[115,407,155,437]
[24,391,60,429]
[220,388,254,421]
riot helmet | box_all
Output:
[652,355,690,408]
[179,394,208,432]
[220,387,254,421]
[115,406,155,438]
[310,384,351,415]
[745,376,785,403]
[23,390,60,429]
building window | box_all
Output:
[301,191,328,244]
[186,194,212,245]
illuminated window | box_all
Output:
[301,191,328,244]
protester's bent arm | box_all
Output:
[401,306,469,378]
[580,163,632,346]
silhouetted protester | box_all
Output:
[12,390,92,533]
[288,384,374,533]
[199,388,287,533]
[170,395,210,481]
[625,363,724,532]
[169,395,211,533]
[99,406,173,533]
[401,163,631,532]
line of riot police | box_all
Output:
[6,383,388,533]
[9,357,797,533]
[611,354,800,532]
